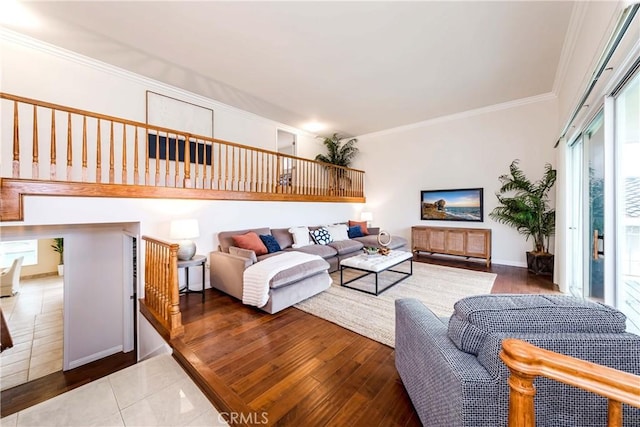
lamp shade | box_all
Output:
[170,219,199,240]
[360,212,373,222]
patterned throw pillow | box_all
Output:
[259,234,282,253]
[348,225,364,238]
[310,227,333,245]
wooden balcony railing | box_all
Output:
[500,338,640,427]
[0,93,365,220]
[140,236,183,340]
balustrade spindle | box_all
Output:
[82,116,87,182]
[12,101,19,178]
[109,121,115,184]
[174,134,179,188]
[50,109,56,180]
[163,132,169,186]
[122,124,127,184]
[184,134,191,188]
[134,127,140,185]
[66,113,72,181]
[96,119,102,183]
[32,105,39,179]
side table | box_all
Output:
[177,254,206,302]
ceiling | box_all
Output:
[4,1,575,137]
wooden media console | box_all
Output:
[411,226,492,267]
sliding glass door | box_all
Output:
[568,113,605,300]
[615,72,640,332]
[566,70,640,333]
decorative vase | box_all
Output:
[57,264,64,276]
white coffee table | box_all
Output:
[339,250,413,295]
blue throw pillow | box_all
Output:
[259,234,282,253]
[348,225,364,238]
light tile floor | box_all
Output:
[0,276,63,391]
[0,353,228,427]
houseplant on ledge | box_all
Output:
[51,238,64,276]
[489,160,557,275]
[315,133,358,194]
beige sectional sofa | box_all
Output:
[210,224,408,313]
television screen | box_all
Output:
[420,188,484,222]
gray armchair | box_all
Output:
[395,295,640,427]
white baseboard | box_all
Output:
[139,343,172,362]
[67,345,123,370]
[492,259,527,268]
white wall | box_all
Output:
[555,1,627,135]
[64,228,125,369]
[356,96,559,267]
[0,224,134,369]
[20,239,59,278]
[0,32,362,364]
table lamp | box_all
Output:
[360,211,373,227]
[170,219,199,260]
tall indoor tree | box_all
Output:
[489,159,556,274]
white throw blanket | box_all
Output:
[242,252,323,308]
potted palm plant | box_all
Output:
[51,237,64,276]
[315,133,358,194]
[489,160,556,275]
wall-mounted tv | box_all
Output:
[420,188,484,222]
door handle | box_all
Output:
[593,230,604,259]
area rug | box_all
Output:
[294,262,496,347]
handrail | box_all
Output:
[141,236,184,340]
[0,92,365,199]
[500,338,640,427]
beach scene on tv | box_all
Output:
[421,189,483,221]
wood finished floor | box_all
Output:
[175,255,557,426]
[0,256,555,424]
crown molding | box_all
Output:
[357,93,557,139]
[0,28,313,138]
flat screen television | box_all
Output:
[420,188,484,222]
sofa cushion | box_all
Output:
[229,246,258,263]
[259,234,282,253]
[328,239,364,255]
[232,232,268,256]
[218,227,271,252]
[447,294,628,355]
[348,225,364,238]
[310,227,333,245]
[270,258,330,289]
[348,220,369,235]
[289,226,313,248]
[286,244,337,259]
[271,228,294,250]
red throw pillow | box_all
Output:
[232,232,268,256]
[348,220,369,235]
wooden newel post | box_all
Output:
[500,339,539,427]
[168,244,184,338]
[505,368,537,427]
